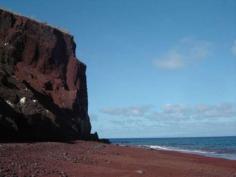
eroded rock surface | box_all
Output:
[0,9,92,141]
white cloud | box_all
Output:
[231,40,236,56]
[162,104,187,114]
[100,105,152,117]
[195,103,236,118]
[101,103,236,123]
[180,37,211,59]
[154,38,211,70]
[148,103,236,121]
[98,103,236,138]
[154,50,185,70]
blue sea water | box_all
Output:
[110,136,236,160]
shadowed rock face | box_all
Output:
[0,9,92,141]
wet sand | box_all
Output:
[0,140,236,177]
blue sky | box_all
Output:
[1,0,236,138]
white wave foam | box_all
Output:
[149,145,173,151]
[145,145,213,155]
[142,145,236,160]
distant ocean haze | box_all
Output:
[110,136,236,160]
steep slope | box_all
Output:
[0,9,93,141]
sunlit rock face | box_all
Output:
[0,9,92,141]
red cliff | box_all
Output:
[0,9,94,141]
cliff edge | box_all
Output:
[0,9,94,141]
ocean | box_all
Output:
[110,136,236,160]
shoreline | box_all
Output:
[116,144,236,161]
[109,136,236,161]
[0,140,236,177]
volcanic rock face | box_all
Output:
[0,9,92,141]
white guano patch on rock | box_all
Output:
[6,100,14,108]
[20,97,26,105]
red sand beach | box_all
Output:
[0,141,236,177]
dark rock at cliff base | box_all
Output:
[0,9,94,141]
